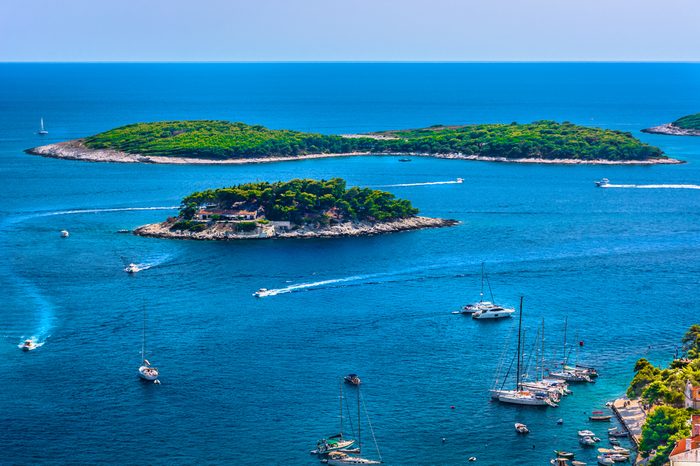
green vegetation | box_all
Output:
[628,325,700,465]
[672,113,700,130]
[178,178,419,229]
[82,120,665,162]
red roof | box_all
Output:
[669,415,700,457]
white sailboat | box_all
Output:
[494,297,557,407]
[138,307,159,382]
[325,384,382,465]
[38,118,48,135]
[312,380,356,455]
[457,262,515,319]
[548,318,593,383]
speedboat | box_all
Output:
[456,177,464,183]
[608,428,628,437]
[138,359,159,381]
[554,451,575,459]
[589,411,612,421]
[551,459,570,466]
[253,288,269,298]
[124,263,141,274]
[595,178,610,187]
[20,339,37,351]
[313,435,356,455]
[597,456,614,465]
[571,462,587,466]
[472,305,515,320]
[398,158,412,162]
[60,230,69,238]
[580,436,597,447]
[515,423,529,434]
[578,430,596,437]
[343,374,361,386]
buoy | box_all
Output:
[450,405,455,409]
[579,340,584,346]
[441,437,446,443]
[468,457,477,462]
[154,379,161,385]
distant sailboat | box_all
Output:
[138,306,159,382]
[38,118,48,135]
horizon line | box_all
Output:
[1,60,699,64]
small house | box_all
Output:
[685,381,700,410]
[669,414,700,465]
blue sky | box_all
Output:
[1,0,698,61]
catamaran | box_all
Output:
[38,118,48,135]
[138,307,159,382]
[492,297,557,407]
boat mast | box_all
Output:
[480,262,484,302]
[141,306,146,362]
[516,296,523,391]
[339,378,344,436]
[540,318,545,380]
[40,118,44,131]
[485,265,495,302]
[357,384,362,453]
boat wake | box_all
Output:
[374,179,463,188]
[38,206,180,217]
[602,184,700,190]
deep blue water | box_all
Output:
[1,63,700,465]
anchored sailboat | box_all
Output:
[138,306,159,382]
[548,318,594,383]
[456,262,515,319]
[312,380,356,455]
[492,297,557,407]
[38,118,48,135]
[325,384,382,465]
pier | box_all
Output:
[612,397,646,447]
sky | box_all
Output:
[1,0,699,62]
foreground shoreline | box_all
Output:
[26,139,682,165]
[134,216,458,240]
[642,123,700,137]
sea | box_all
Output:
[1,63,699,465]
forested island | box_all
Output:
[134,178,457,240]
[27,119,679,165]
[625,325,700,465]
[643,113,700,136]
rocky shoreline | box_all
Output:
[26,139,682,165]
[134,216,458,241]
[641,123,700,137]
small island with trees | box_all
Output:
[643,113,700,137]
[134,178,457,240]
[27,119,679,165]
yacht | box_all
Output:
[60,230,69,238]
[314,435,356,455]
[456,177,464,183]
[595,178,610,187]
[344,374,361,386]
[38,118,48,135]
[124,263,141,274]
[472,305,515,320]
[549,369,592,383]
[20,339,37,351]
[515,423,529,434]
[324,451,381,465]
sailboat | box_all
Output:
[38,118,48,135]
[325,384,382,465]
[493,297,557,407]
[138,307,159,382]
[548,318,593,383]
[312,380,356,455]
[455,262,515,318]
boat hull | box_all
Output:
[138,366,159,381]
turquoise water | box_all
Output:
[1,63,700,464]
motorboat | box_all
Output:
[571,462,587,466]
[597,456,614,465]
[609,454,629,463]
[515,423,529,434]
[344,374,361,386]
[60,230,69,238]
[608,438,620,446]
[589,411,612,421]
[595,178,610,187]
[472,305,515,320]
[456,177,464,183]
[398,158,412,162]
[117,229,130,234]
[124,263,141,274]
[498,389,556,406]
[554,451,575,459]
[20,339,37,351]
[253,288,269,297]
[549,369,592,383]
[551,458,570,466]
[607,428,628,437]
[580,436,597,447]
[578,430,596,437]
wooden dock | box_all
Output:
[612,397,646,447]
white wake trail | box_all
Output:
[374,179,463,188]
[39,206,179,217]
[603,184,700,190]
